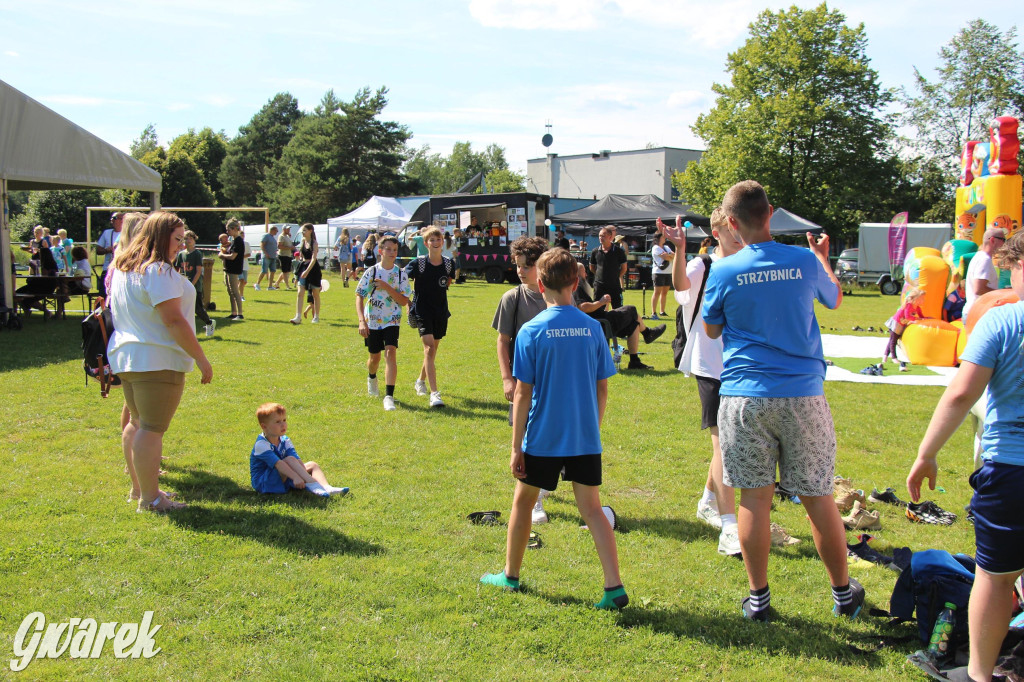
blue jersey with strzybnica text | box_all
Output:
[702,241,839,397]
[513,305,616,456]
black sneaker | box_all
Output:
[741,596,771,622]
[641,324,667,344]
[906,501,957,525]
[868,487,907,507]
[625,359,653,370]
[832,577,865,618]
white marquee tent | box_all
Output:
[326,196,412,244]
[0,78,162,311]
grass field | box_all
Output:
[1,277,977,680]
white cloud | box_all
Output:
[4,50,18,57]
[667,90,707,109]
[467,0,757,47]
[167,102,192,112]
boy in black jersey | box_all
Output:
[404,226,455,408]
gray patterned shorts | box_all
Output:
[718,395,836,497]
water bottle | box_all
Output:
[927,602,957,659]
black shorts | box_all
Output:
[654,273,672,287]
[696,374,722,430]
[522,453,601,490]
[279,255,292,273]
[365,326,400,354]
[604,305,639,339]
[417,315,448,340]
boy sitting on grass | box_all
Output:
[250,403,349,497]
[481,248,628,610]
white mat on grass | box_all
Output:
[821,334,956,386]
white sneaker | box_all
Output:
[532,499,548,525]
[429,391,445,408]
[254,284,261,291]
[204,319,216,337]
[717,524,741,556]
[311,316,320,323]
[383,396,396,411]
[414,379,428,396]
[367,376,379,397]
[696,497,722,530]
[289,316,301,325]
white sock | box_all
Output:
[720,514,737,528]
[700,488,717,507]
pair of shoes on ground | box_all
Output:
[479,572,629,609]
[868,486,907,507]
[204,319,216,337]
[414,379,445,407]
[834,476,866,513]
[842,500,881,530]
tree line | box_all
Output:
[10,87,525,243]
[674,6,1024,244]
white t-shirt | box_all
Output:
[674,252,723,379]
[964,250,998,319]
[72,258,92,290]
[97,228,121,272]
[107,263,196,374]
[652,244,672,274]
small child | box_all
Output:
[356,236,412,411]
[883,287,925,367]
[480,248,628,609]
[405,226,456,408]
[250,403,348,497]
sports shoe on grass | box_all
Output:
[906,501,957,525]
[868,487,907,507]
[696,497,722,530]
[254,284,261,291]
[429,391,445,408]
[531,499,548,525]
[832,577,865,619]
[383,396,396,411]
[289,316,301,325]
[625,358,653,370]
[842,500,881,530]
[718,525,741,556]
[480,571,520,591]
[741,597,771,622]
[327,486,349,496]
[311,316,319,323]
[204,319,216,337]
[595,586,629,610]
[414,379,428,396]
[834,482,866,513]
[367,376,379,397]
[770,522,800,546]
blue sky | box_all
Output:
[2,0,1021,175]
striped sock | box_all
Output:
[832,583,852,608]
[749,585,770,612]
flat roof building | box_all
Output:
[526,146,702,204]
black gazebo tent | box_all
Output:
[550,194,709,240]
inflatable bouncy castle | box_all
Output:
[901,116,1021,366]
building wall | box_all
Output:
[525,147,702,203]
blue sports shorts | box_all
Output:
[970,460,1024,574]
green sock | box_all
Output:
[480,571,520,591]
[595,585,629,610]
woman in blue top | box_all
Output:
[908,230,1024,682]
[336,229,352,286]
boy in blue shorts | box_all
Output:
[250,403,348,497]
[480,248,627,609]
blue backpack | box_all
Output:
[888,549,975,645]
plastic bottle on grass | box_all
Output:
[927,602,957,659]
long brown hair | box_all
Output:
[114,211,185,274]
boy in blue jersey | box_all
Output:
[480,249,627,609]
[250,403,348,497]
[702,180,861,622]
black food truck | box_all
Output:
[406,192,551,283]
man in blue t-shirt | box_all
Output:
[908,231,1024,681]
[702,180,860,622]
[480,248,628,610]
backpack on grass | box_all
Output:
[81,297,120,397]
[886,549,975,646]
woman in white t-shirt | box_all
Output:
[650,230,674,319]
[108,211,213,512]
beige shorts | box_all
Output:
[120,370,185,433]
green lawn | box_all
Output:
[1,277,975,680]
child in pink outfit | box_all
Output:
[883,287,925,365]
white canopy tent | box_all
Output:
[0,78,162,310]
[326,196,412,245]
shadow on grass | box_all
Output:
[613,514,719,542]
[164,468,384,557]
[0,317,81,372]
[456,397,514,422]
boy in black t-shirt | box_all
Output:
[404,226,455,408]
[175,230,215,336]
